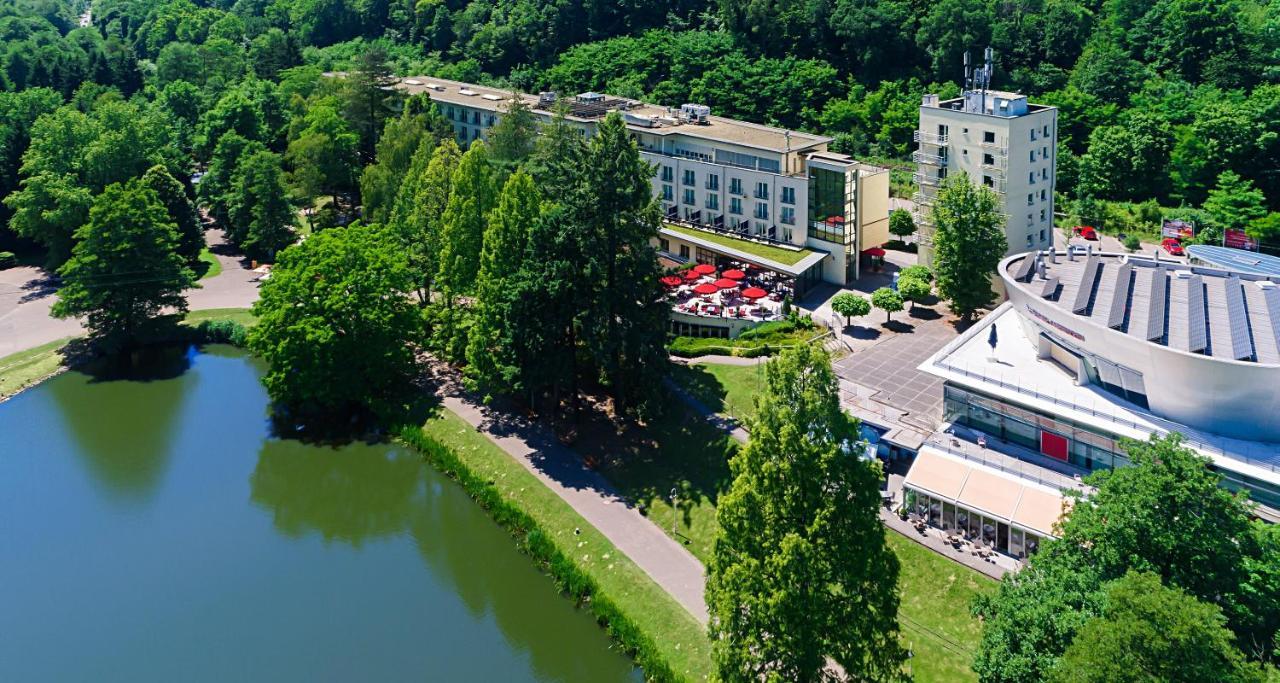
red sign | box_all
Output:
[1161,219,1194,240]
[1040,432,1068,462]
[1224,228,1259,251]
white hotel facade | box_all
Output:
[394,77,891,293]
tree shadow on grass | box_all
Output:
[667,363,728,414]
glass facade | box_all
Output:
[944,384,1280,511]
[807,165,857,280]
[903,487,1043,559]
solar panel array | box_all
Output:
[1244,283,1280,364]
[1205,277,1254,360]
[1090,261,1132,329]
[1070,255,1101,313]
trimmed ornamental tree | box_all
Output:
[897,275,931,311]
[888,207,916,240]
[52,180,195,345]
[829,291,870,327]
[871,286,903,322]
[707,344,905,681]
[930,176,1007,321]
[248,223,419,426]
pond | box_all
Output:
[0,344,640,682]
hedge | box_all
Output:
[396,425,685,682]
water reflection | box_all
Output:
[249,439,639,682]
[44,344,194,502]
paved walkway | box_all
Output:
[438,392,710,623]
[0,229,260,358]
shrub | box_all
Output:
[0,251,15,269]
[898,264,933,282]
[193,319,249,346]
[1123,234,1141,252]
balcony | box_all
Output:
[914,131,948,146]
[914,172,943,187]
[911,192,934,206]
[979,138,1007,151]
[912,150,947,166]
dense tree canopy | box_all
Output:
[930,176,1006,321]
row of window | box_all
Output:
[1026,189,1050,206]
[661,185,797,224]
[659,166,797,204]
[445,106,496,128]
[938,123,1053,146]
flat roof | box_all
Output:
[1186,245,1280,278]
[659,224,826,275]
[904,447,1068,538]
[394,76,831,154]
[920,304,1280,486]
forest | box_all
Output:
[3,0,1280,257]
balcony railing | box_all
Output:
[914,131,948,146]
[663,214,800,252]
[979,138,1007,151]
[914,172,943,187]
[912,150,947,165]
[911,192,934,206]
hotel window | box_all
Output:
[661,166,673,182]
[1030,129,1038,141]
[781,186,795,204]
[754,202,769,220]
[1028,172,1036,184]
[782,227,793,242]
[984,153,995,166]
[1028,150,1035,162]
[472,128,481,140]
[683,189,695,205]
[682,169,695,186]
[754,182,769,200]
[679,245,690,259]
[472,111,480,125]
[1042,146,1048,158]
[730,178,743,195]
[1040,189,1048,201]
[983,130,995,144]
[730,197,742,215]
[781,206,795,225]
[1042,168,1049,180]
[706,174,719,191]
[1040,208,1047,222]
[658,238,669,252]
[1043,125,1050,137]
[486,115,496,127]
[1026,234,1034,248]
[983,175,995,188]
[1039,229,1046,242]
[706,194,719,211]
[1027,193,1034,206]
[662,184,673,201]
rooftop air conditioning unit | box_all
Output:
[680,103,711,124]
[537,91,557,107]
[577,92,605,103]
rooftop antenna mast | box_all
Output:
[963,51,971,91]
[982,47,994,113]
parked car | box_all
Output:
[1074,225,1098,240]
[1162,238,1185,256]
[1068,244,1089,256]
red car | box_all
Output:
[1162,238,1184,256]
[1074,225,1098,240]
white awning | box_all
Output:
[904,447,1068,538]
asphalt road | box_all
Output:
[0,229,261,358]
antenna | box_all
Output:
[963,51,971,90]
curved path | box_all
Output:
[0,229,259,357]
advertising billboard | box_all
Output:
[1224,228,1259,251]
[1161,219,1195,240]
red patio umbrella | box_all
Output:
[693,283,719,295]
[714,278,740,289]
[722,269,746,280]
[862,246,887,257]
[683,269,702,280]
[693,263,717,275]
[741,287,768,300]
[659,275,683,287]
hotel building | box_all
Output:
[913,87,1058,267]
[394,77,891,293]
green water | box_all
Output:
[0,344,640,682]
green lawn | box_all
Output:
[197,248,222,280]
[417,409,714,681]
[183,307,258,327]
[663,223,812,266]
[661,359,996,682]
[0,337,74,400]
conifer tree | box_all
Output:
[140,164,203,265]
[434,140,496,361]
[389,138,461,303]
[228,150,296,261]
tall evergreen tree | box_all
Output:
[465,169,540,396]
[707,345,905,681]
[487,95,539,171]
[52,180,195,345]
[139,164,203,265]
[526,107,587,203]
[360,107,440,225]
[342,47,401,163]
[433,140,496,361]
[389,138,461,303]
[930,176,1007,321]
[199,133,266,231]
[228,150,296,261]
[574,112,667,415]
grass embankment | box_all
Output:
[663,359,997,682]
[0,309,257,401]
[0,337,75,400]
[407,410,714,682]
[668,319,823,358]
[663,223,812,266]
[197,248,222,280]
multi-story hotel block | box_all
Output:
[914,87,1058,266]
[395,77,890,293]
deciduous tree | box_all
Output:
[707,345,904,681]
[871,286,903,322]
[930,176,1006,321]
[830,291,870,327]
